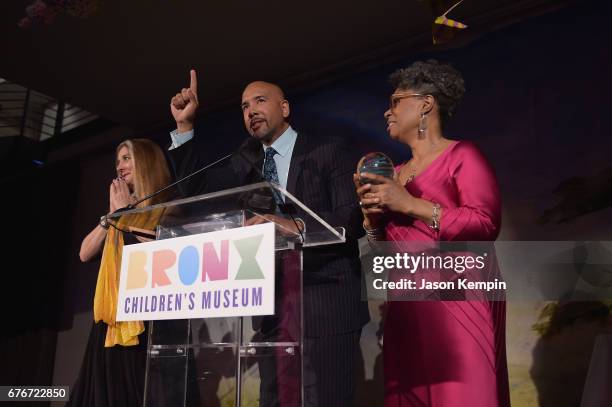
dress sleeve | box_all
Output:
[438,142,501,241]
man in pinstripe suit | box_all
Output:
[168,70,369,406]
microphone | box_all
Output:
[109,141,304,242]
[127,152,234,210]
[236,147,305,242]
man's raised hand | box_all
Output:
[170,69,199,133]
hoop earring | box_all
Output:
[418,112,428,138]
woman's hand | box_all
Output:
[357,172,414,215]
[354,173,384,229]
[109,178,135,212]
[354,173,380,214]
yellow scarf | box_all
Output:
[93,209,163,347]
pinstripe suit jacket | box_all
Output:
[169,130,370,336]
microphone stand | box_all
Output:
[106,145,304,243]
[127,153,234,210]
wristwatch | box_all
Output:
[100,215,109,230]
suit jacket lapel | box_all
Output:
[286,132,308,195]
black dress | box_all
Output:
[68,233,147,407]
[67,322,148,407]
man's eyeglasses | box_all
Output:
[389,93,428,110]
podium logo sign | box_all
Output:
[116,223,275,321]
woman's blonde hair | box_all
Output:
[116,138,172,207]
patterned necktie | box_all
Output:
[263,147,283,204]
[263,147,280,185]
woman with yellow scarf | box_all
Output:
[69,139,172,406]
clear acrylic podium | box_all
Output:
[108,182,346,407]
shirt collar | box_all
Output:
[265,126,297,158]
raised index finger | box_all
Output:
[189,69,198,95]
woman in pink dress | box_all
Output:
[355,60,510,406]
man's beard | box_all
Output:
[250,127,275,144]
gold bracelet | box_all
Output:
[429,203,441,231]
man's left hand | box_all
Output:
[245,214,304,236]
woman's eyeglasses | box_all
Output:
[389,93,428,110]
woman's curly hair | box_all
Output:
[389,59,465,123]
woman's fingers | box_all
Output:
[360,196,380,206]
[117,178,130,192]
[356,183,372,197]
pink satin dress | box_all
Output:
[383,140,511,407]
